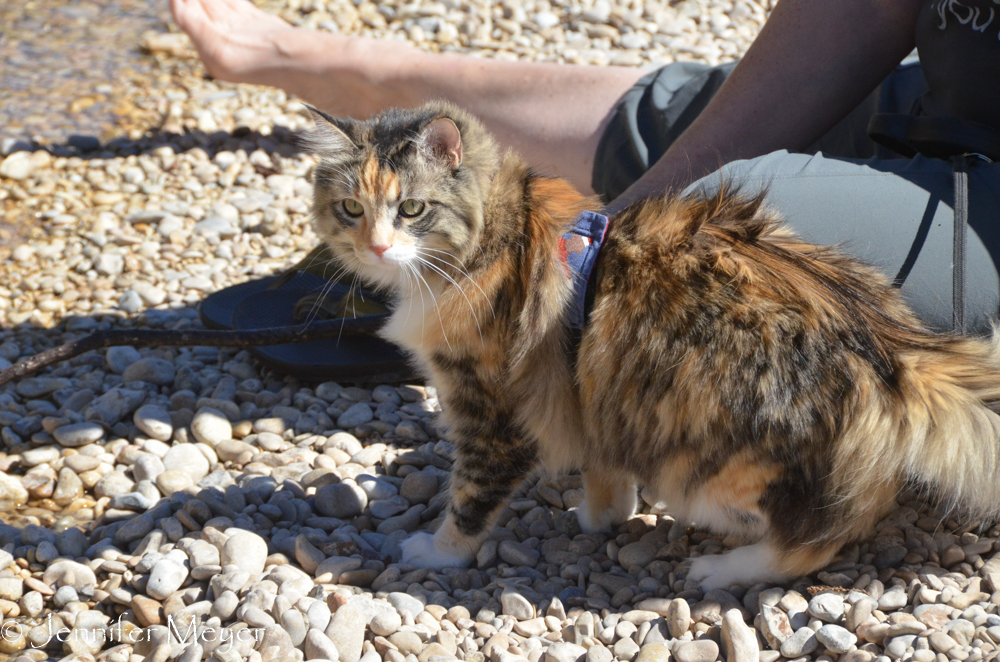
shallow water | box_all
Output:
[0,0,170,145]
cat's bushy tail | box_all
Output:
[897,328,1000,519]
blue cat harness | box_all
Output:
[559,210,610,331]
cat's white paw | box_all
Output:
[686,555,730,592]
[686,544,786,592]
[400,532,472,570]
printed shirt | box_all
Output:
[916,0,1000,129]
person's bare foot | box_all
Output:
[169,0,296,85]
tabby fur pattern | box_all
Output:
[309,101,1000,589]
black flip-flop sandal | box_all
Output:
[198,245,415,383]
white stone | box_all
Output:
[134,404,173,441]
[222,531,268,576]
[191,407,232,446]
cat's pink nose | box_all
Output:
[370,244,391,258]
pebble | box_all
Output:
[122,357,176,385]
[222,531,269,576]
[878,586,908,611]
[0,151,35,180]
[501,588,535,620]
[666,598,691,638]
[315,483,368,519]
[163,443,211,481]
[306,629,341,661]
[156,468,194,493]
[338,402,374,428]
[617,541,657,568]
[191,407,233,446]
[498,539,539,567]
[633,643,669,662]
[545,643,587,662]
[388,592,425,617]
[721,609,758,662]
[399,470,437,504]
[146,556,189,600]
[327,602,367,662]
[815,624,857,654]
[52,421,105,447]
[780,627,819,658]
[809,593,845,622]
[134,404,173,441]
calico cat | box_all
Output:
[308,101,1000,590]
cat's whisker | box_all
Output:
[417,248,496,319]
[337,270,363,346]
[414,254,485,344]
[404,262,429,345]
[302,257,356,329]
[400,262,416,331]
[410,263,452,351]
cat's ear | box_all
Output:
[304,104,357,154]
[420,117,463,168]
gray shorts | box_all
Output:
[593,57,1000,334]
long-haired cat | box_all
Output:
[308,101,1000,590]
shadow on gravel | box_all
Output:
[4,125,311,162]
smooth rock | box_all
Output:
[633,643,670,662]
[815,624,857,654]
[106,346,142,374]
[191,407,233,446]
[147,558,188,600]
[134,405,173,441]
[327,603,366,662]
[545,643,587,662]
[760,604,793,649]
[337,403,373,428]
[666,598,691,638]
[221,531,268,576]
[315,483,368,519]
[53,422,105,447]
[306,629,340,661]
[399,471,437,504]
[388,591,425,617]
[618,541,657,568]
[673,640,718,662]
[779,627,818,658]
[163,443,210,482]
[808,593,845,623]
[156,469,193,494]
[501,589,534,620]
[721,609,758,662]
[122,358,175,385]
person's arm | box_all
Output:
[605,0,924,214]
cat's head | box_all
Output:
[308,102,499,292]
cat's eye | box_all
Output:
[399,199,425,217]
[342,199,364,217]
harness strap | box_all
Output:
[560,211,610,331]
[952,154,969,334]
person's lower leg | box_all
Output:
[170,0,644,192]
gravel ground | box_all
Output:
[2,1,1000,662]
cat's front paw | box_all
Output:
[400,531,473,570]
[686,555,729,592]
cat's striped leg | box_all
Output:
[402,435,538,569]
[576,468,637,533]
